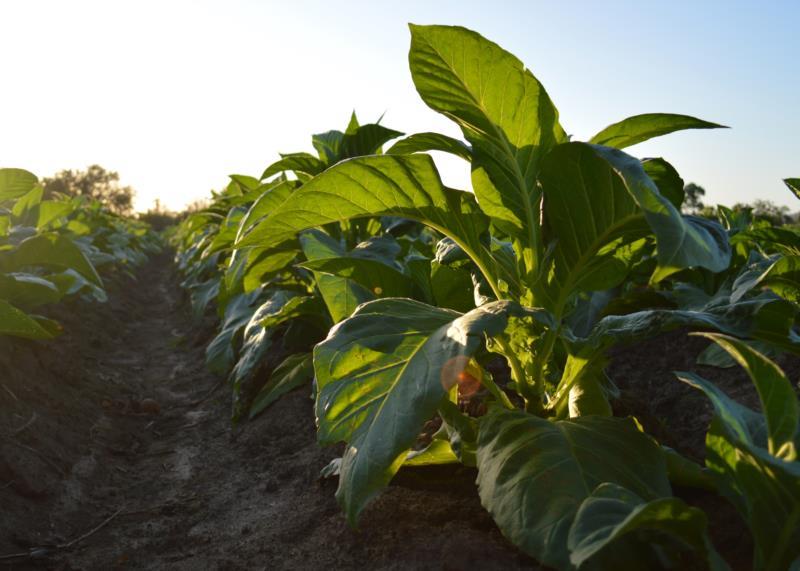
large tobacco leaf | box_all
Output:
[476,410,671,570]
[314,298,522,525]
[236,154,499,294]
[408,23,566,248]
[539,142,729,313]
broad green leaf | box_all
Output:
[404,437,458,466]
[695,333,798,460]
[581,295,799,355]
[589,113,725,149]
[409,24,566,242]
[5,233,102,287]
[567,483,727,570]
[249,352,314,418]
[476,411,670,570]
[36,200,77,229]
[237,154,495,295]
[235,180,300,243]
[0,168,38,202]
[11,185,43,219]
[733,254,800,303]
[231,291,309,419]
[204,289,263,375]
[0,299,55,339]
[299,256,412,298]
[299,230,374,323]
[340,124,403,158]
[386,132,472,161]
[539,143,730,314]
[261,153,327,181]
[0,273,61,307]
[315,298,522,525]
[229,174,261,191]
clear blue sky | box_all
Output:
[1,0,797,211]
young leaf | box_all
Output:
[476,410,670,570]
[589,113,725,149]
[315,298,522,525]
[409,24,567,244]
[261,153,327,181]
[386,132,473,162]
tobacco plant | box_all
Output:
[0,168,157,340]
[232,24,797,568]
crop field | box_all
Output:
[1,22,799,571]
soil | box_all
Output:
[2,252,795,570]
[0,253,536,571]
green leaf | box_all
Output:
[386,132,472,161]
[315,298,521,525]
[567,483,727,570]
[539,143,730,314]
[0,299,55,339]
[340,124,403,158]
[784,178,800,200]
[589,113,725,149]
[204,289,263,375]
[409,23,566,242]
[0,168,38,202]
[299,230,374,323]
[299,256,412,298]
[261,153,327,181]
[0,273,61,308]
[235,180,300,243]
[11,185,43,219]
[642,157,684,210]
[237,154,497,294]
[694,333,798,460]
[36,200,77,229]
[581,294,799,355]
[676,370,800,571]
[476,411,670,570]
[249,352,314,418]
[5,233,102,288]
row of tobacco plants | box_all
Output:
[174,25,800,570]
[0,168,160,340]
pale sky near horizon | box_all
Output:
[1,0,798,212]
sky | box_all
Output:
[1,0,798,212]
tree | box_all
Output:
[682,182,706,213]
[732,199,790,226]
[42,165,135,215]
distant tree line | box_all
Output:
[682,182,795,226]
[43,165,135,216]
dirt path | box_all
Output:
[0,253,535,570]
